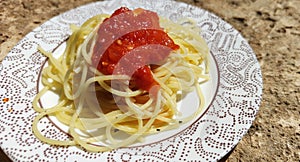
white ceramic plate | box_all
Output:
[0,0,263,161]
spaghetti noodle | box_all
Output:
[32,7,209,152]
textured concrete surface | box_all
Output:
[0,0,299,161]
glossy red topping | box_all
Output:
[92,7,179,92]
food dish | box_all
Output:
[0,0,262,161]
[32,7,210,152]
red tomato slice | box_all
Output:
[92,7,179,93]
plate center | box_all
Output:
[37,42,219,147]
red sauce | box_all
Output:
[92,7,179,93]
[2,98,9,103]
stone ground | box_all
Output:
[0,0,299,161]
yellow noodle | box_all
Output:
[32,12,210,152]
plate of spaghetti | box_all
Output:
[0,0,262,161]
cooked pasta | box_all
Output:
[32,7,209,152]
